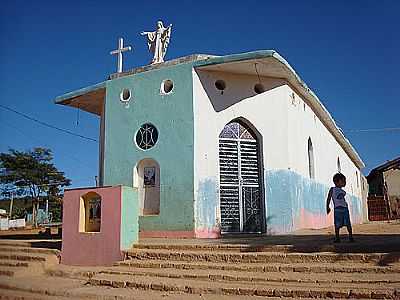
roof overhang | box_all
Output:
[194,50,365,169]
[54,82,106,116]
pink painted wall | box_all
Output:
[61,186,122,266]
[293,208,334,230]
[195,227,221,239]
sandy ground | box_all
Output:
[0,222,399,299]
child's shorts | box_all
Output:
[334,207,351,228]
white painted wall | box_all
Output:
[193,70,289,230]
[192,69,364,230]
[286,88,363,198]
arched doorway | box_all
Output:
[219,120,263,233]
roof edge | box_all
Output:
[55,81,106,104]
[195,50,365,169]
[271,52,365,169]
[194,50,276,67]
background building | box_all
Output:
[367,157,400,221]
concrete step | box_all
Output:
[0,253,47,263]
[0,251,59,270]
[88,272,400,299]
[0,264,43,277]
[0,275,86,298]
[0,246,60,256]
[0,245,60,280]
[0,260,29,268]
[133,242,341,253]
[0,277,339,300]
[134,242,267,252]
[97,265,400,285]
[125,248,395,264]
[117,258,400,274]
[0,241,31,247]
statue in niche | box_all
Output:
[141,20,172,64]
[143,167,156,187]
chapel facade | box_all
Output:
[57,50,367,265]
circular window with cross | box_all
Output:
[135,123,158,150]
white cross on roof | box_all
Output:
[110,37,132,73]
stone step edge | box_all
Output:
[0,270,14,277]
[0,280,123,300]
[133,243,357,253]
[98,269,400,285]
[46,264,400,285]
[0,261,29,267]
[125,250,392,263]
[0,241,31,247]
[117,260,400,273]
[45,268,96,280]
[0,283,352,300]
[88,276,399,299]
[122,249,390,261]
[0,246,60,255]
[133,244,292,251]
[0,253,46,262]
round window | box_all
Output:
[161,79,174,94]
[254,83,265,94]
[135,123,158,150]
[120,88,131,102]
[215,80,226,91]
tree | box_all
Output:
[0,147,71,226]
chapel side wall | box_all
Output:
[270,86,365,232]
[193,70,290,237]
[102,63,195,236]
[193,69,365,235]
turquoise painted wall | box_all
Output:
[265,169,363,233]
[120,186,138,250]
[103,63,195,231]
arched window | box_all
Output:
[134,158,160,216]
[337,157,341,173]
[79,192,101,233]
[308,138,315,179]
[356,171,359,188]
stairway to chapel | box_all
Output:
[0,240,60,278]
[74,242,400,298]
[0,239,399,299]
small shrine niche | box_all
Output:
[134,158,160,215]
[79,192,102,233]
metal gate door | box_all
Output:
[219,121,262,233]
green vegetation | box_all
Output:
[0,147,70,225]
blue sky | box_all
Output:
[0,0,399,188]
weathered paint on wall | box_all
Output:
[195,178,220,238]
[286,88,363,199]
[103,63,195,233]
[193,70,289,237]
[62,186,124,266]
[265,170,363,233]
[192,69,365,235]
[120,186,139,250]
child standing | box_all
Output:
[326,173,354,243]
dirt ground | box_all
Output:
[0,222,399,299]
